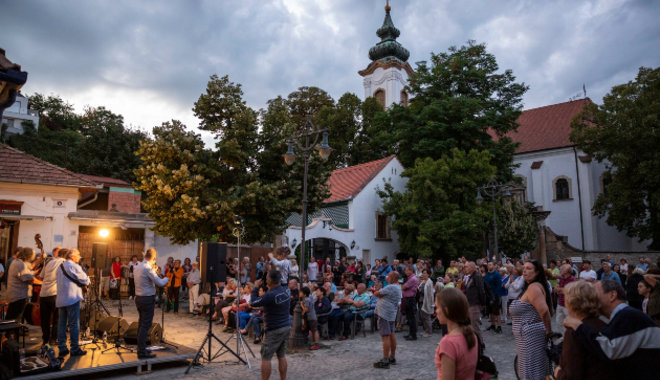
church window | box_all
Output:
[400,90,409,107]
[374,89,386,108]
[553,176,572,201]
[375,212,391,240]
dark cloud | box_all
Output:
[2,0,658,131]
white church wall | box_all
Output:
[362,66,408,108]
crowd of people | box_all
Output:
[2,244,660,379]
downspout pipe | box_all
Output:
[573,147,585,251]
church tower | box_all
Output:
[359,2,413,108]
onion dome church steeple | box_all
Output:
[359,1,414,109]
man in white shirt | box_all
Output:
[56,249,90,357]
[39,247,64,345]
[187,262,201,314]
[133,248,169,358]
[128,254,139,300]
[579,260,598,282]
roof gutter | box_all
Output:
[77,191,99,208]
[0,177,102,189]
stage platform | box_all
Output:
[18,343,196,379]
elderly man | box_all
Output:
[373,271,402,369]
[56,249,90,357]
[401,265,419,340]
[187,262,201,314]
[564,280,660,379]
[464,261,486,345]
[6,247,35,321]
[553,264,575,335]
[338,283,370,340]
[39,247,64,345]
[134,248,169,359]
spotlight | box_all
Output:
[99,228,110,238]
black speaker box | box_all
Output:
[91,243,108,269]
[123,321,163,345]
[95,316,129,337]
[199,242,227,283]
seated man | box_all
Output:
[339,283,371,340]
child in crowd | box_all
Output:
[434,287,478,380]
[300,287,320,350]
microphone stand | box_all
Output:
[102,279,132,354]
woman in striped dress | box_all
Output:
[510,260,554,380]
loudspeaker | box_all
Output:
[95,316,129,337]
[123,321,162,345]
[91,243,108,269]
[199,242,227,284]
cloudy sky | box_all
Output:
[2,0,659,135]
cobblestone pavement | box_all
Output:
[100,298,546,380]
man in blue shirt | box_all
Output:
[484,261,503,333]
[600,262,621,285]
[251,270,291,380]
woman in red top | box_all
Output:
[434,287,478,380]
[110,256,122,299]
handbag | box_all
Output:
[475,334,498,380]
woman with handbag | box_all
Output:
[434,287,478,380]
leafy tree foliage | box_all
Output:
[6,94,147,182]
[378,148,495,259]
[373,41,527,179]
[496,200,537,258]
[571,66,660,248]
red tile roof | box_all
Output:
[0,143,99,188]
[79,174,131,187]
[498,99,591,154]
[325,155,398,203]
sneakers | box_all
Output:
[495,326,502,334]
[58,348,69,358]
[388,356,397,365]
[422,333,432,338]
[310,343,320,350]
[373,358,390,369]
[338,336,348,341]
[404,335,417,341]
[253,338,261,344]
[70,348,87,357]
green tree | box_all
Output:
[374,41,527,179]
[497,200,537,258]
[378,148,495,259]
[570,66,660,248]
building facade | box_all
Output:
[285,155,407,266]
[1,93,39,135]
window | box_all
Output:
[374,89,386,109]
[376,212,391,240]
[400,90,409,107]
[553,176,572,201]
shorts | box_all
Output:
[489,297,502,315]
[261,326,291,360]
[305,319,318,333]
[378,316,396,336]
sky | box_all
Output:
[2,0,659,136]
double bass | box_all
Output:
[25,234,45,325]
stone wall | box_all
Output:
[544,226,660,265]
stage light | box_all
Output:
[99,228,110,238]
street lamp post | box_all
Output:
[476,177,511,264]
[283,118,332,348]
[283,118,332,277]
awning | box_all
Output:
[0,214,53,221]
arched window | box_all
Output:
[553,176,572,201]
[374,89,386,109]
[400,90,409,107]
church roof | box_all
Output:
[366,3,409,66]
[504,99,592,154]
[0,143,100,188]
[325,155,398,203]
